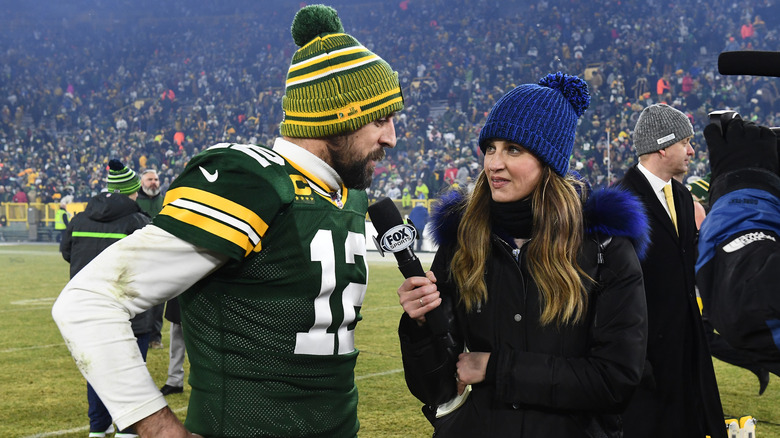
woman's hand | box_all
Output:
[397,270,441,323]
[455,352,490,395]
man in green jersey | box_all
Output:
[52,5,403,438]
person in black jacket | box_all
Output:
[615,104,726,438]
[683,174,771,395]
[59,159,152,438]
[696,115,780,382]
[396,73,649,437]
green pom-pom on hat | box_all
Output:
[291,4,344,47]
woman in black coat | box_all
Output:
[397,73,650,437]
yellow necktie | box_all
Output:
[663,184,678,234]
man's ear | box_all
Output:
[658,149,667,158]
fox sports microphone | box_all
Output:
[368,197,454,345]
[368,197,425,278]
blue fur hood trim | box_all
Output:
[429,187,650,260]
[582,188,650,259]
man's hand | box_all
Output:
[704,119,778,181]
[134,407,203,438]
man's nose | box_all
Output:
[380,119,396,149]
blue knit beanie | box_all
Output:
[479,72,590,176]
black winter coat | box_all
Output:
[60,192,152,335]
[616,165,726,438]
[399,188,650,437]
[697,168,780,376]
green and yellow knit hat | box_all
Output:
[686,174,711,204]
[280,4,404,138]
[106,159,141,195]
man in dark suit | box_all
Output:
[616,104,726,438]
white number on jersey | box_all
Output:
[294,229,367,355]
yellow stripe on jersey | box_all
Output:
[161,187,268,254]
[160,204,261,256]
[168,198,262,245]
[164,187,268,237]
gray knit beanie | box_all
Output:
[632,104,694,156]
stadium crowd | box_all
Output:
[0,0,778,206]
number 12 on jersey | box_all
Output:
[294,229,367,355]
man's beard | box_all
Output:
[142,185,161,197]
[329,137,384,190]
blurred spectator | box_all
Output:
[414,179,430,199]
[0,0,778,202]
[408,204,429,252]
[12,187,28,203]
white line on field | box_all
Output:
[360,305,402,312]
[1,343,63,353]
[356,368,403,380]
[0,306,55,314]
[20,425,85,438]
[0,249,62,256]
[20,406,189,438]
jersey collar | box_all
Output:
[272,137,348,207]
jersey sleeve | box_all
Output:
[153,143,295,260]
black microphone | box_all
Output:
[368,196,426,279]
[367,197,454,344]
[718,51,780,77]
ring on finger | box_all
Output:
[419,298,424,307]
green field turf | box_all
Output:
[1,244,777,437]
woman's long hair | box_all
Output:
[450,167,589,326]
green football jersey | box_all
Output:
[154,143,369,437]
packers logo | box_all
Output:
[336,104,363,121]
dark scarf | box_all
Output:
[490,197,533,240]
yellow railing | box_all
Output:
[2,199,428,227]
[363,198,433,221]
[0,202,87,226]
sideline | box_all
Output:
[0,242,59,247]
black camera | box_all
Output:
[708,110,780,143]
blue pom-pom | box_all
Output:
[538,72,590,117]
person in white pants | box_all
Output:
[160,299,185,395]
